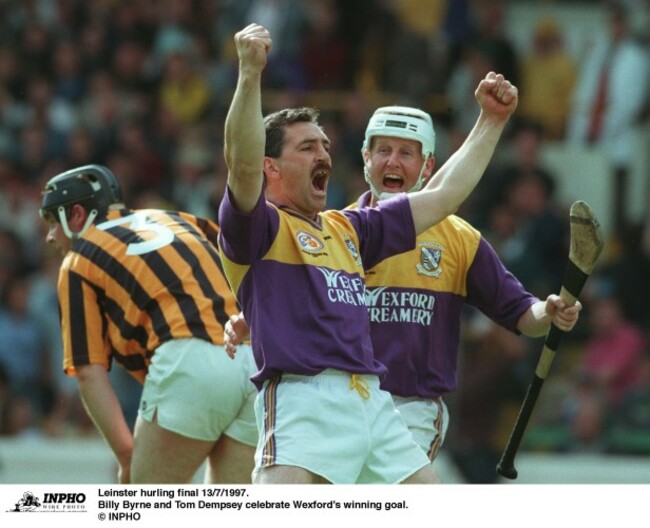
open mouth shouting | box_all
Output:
[311,164,331,195]
[382,173,405,192]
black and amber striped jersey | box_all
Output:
[58,208,238,383]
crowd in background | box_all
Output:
[0,0,649,483]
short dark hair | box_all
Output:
[263,107,321,158]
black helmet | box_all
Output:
[39,164,123,238]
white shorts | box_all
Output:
[139,338,258,445]
[392,395,449,461]
[253,369,430,483]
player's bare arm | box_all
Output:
[76,364,134,483]
[408,72,518,235]
[224,23,271,213]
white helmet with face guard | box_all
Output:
[361,106,436,199]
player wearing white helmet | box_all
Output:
[355,97,583,465]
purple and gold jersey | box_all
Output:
[218,189,416,388]
[58,208,238,383]
[355,191,537,399]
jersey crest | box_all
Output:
[296,230,324,252]
[416,242,443,277]
[344,236,361,266]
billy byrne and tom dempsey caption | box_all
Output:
[97,487,408,516]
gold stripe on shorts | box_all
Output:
[427,397,445,461]
[260,376,280,467]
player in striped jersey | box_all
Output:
[218,23,518,484]
[39,164,257,484]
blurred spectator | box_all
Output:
[462,119,547,226]
[566,1,650,238]
[16,74,76,144]
[215,0,309,90]
[110,38,154,100]
[50,0,89,35]
[170,127,221,217]
[380,0,447,104]
[0,173,42,267]
[446,0,519,139]
[28,246,93,437]
[14,122,61,184]
[1,391,39,437]
[353,1,397,93]
[51,38,87,103]
[447,311,529,483]
[0,228,27,301]
[105,1,156,49]
[563,290,646,450]
[78,18,113,75]
[0,363,11,434]
[442,0,473,78]
[603,349,650,455]
[498,170,569,299]
[78,69,138,155]
[445,38,498,138]
[518,18,578,141]
[0,45,27,102]
[150,0,199,69]
[158,51,213,126]
[462,120,569,298]
[0,46,25,154]
[63,125,101,168]
[0,274,49,436]
[469,0,519,87]
[606,221,650,328]
[104,150,140,205]
[17,22,53,78]
[300,0,353,90]
[337,91,371,169]
[581,292,646,405]
[112,118,168,198]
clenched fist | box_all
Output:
[475,71,519,122]
[234,23,273,74]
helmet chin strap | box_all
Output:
[363,165,384,201]
[57,206,98,240]
[364,158,428,202]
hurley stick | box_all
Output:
[496,201,604,480]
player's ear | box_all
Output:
[68,204,90,230]
[423,155,436,180]
[362,149,371,167]
[263,156,280,181]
